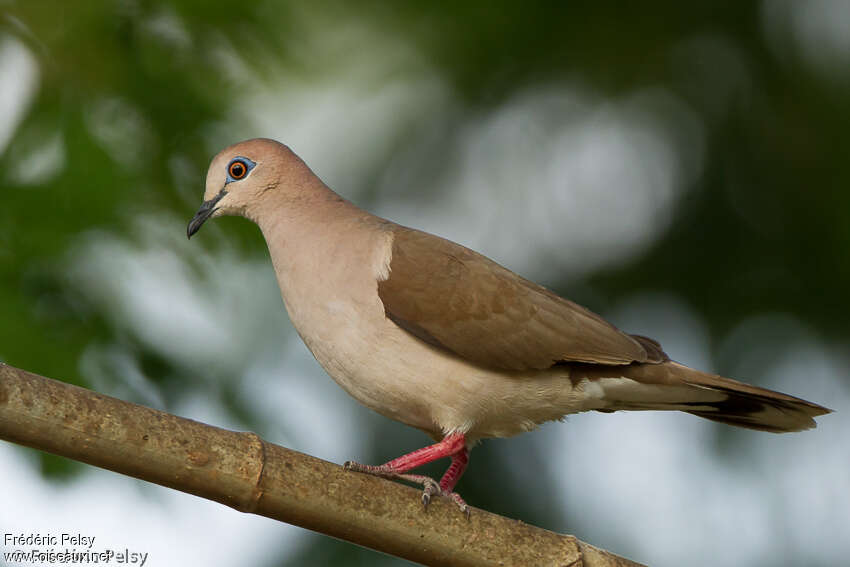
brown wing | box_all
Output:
[377,227,667,371]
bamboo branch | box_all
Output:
[0,363,644,567]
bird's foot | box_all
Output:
[422,482,470,518]
[343,461,470,518]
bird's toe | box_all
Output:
[420,479,441,509]
[448,492,470,519]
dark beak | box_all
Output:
[187,188,227,239]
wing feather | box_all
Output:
[377,227,667,370]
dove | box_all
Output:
[187,138,830,514]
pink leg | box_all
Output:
[435,448,470,515]
[439,448,468,491]
[383,432,466,473]
[344,432,471,516]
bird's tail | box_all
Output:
[576,361,832,433]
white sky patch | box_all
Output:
[79,343,168,412]
[8,131,65,185]
[239,340,372,462]
[0,36,39,155]
[745,342,850,560]
[85,97,157,170]
[142,6,192,51]
[0,444,302,566]
[763,0,850,81]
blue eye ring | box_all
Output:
[226,157,256,183]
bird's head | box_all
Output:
[187,138,305,238]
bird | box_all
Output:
[187,138,831,514]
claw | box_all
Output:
[450,492,471,519]
[421,479,441,509]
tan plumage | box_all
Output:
[188,138,830,510]
[378,227,666,370]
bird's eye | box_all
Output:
[229,160,248,180]
[224,156,256,183]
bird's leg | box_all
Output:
[345,431,466,475]
[437,447,469,492]
[344,432,470,515]
[422,447,470,516]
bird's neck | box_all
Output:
[251,179,386,302]
[251,170,363,232]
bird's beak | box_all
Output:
[187,188,227,239]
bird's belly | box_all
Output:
[291,297,592,439]
[290,297,441,432]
